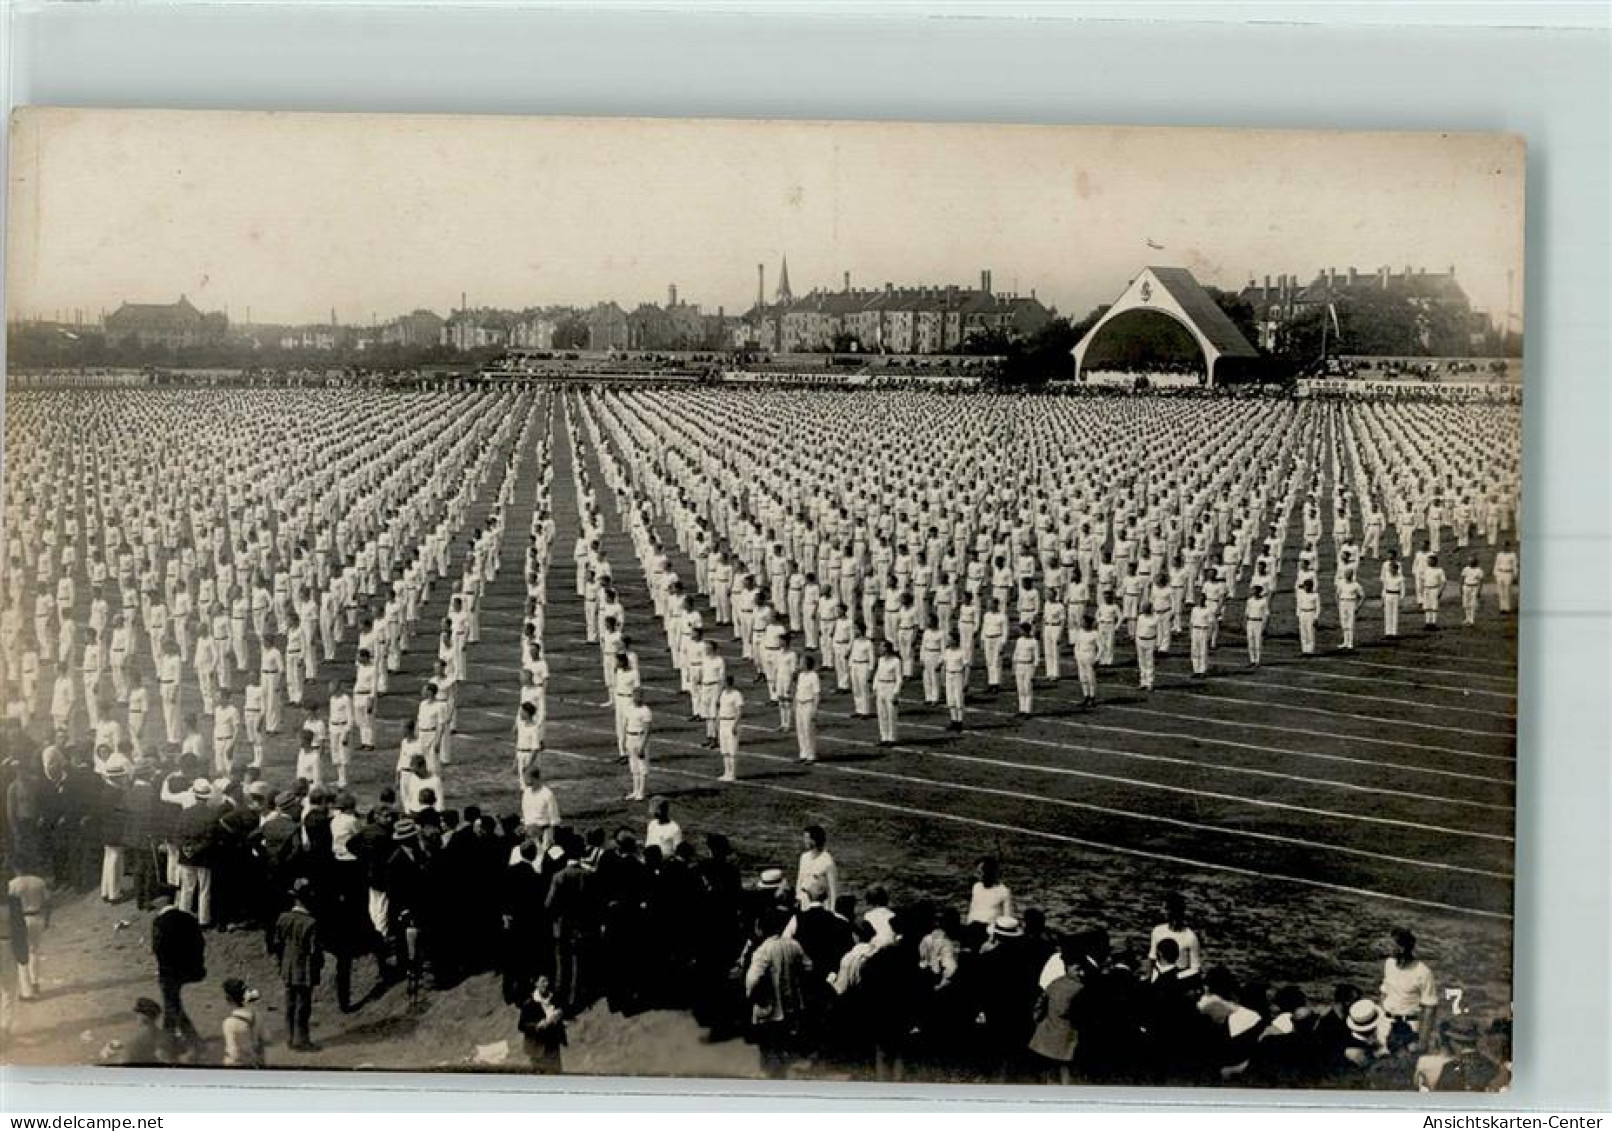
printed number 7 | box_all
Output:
[1445,987,1465,1015]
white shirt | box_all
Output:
[968,881,1013,925]
[646,818,682,857]
[521,783,560,829]
[1149,923,1202,974]
[402,771,443,814]
[794,669,821,706]
[796,848,839,908]
[1381,958,1438,1018]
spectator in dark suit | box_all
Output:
[786,881,853,995]
[62,753,103,892]
[595,830,651,1014]
[314,837,374,1014]
[269,878,324,1050]
[175,781,220,927]
[123,765,173,910]
[501,841,550,1005]
[149,886,205,1051]
[212,802,261,930]
[446,805,500,975]
[545,836,594,1017]
[692,833,744,1031]
[852,909,927,1081]
[976,914,1045,1080]
[383,818,428,977]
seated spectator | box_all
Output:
[102,997,170,1066]
[1314,982,1364,1069]
[1193,968,1265,1080]
[1415,1015,1502,1092]
[220,977,266,1067]
[965,857,1014,949]
[831,920,879,996]
[861,885,896,948]
[1342,998,1390,1068]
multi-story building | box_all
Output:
[746,267,1052,354]
[509,309,565,350]
[1239,266,1474,352]
[380,309,445,348]
[442,309,515,350]
[585,302,630,352]
[103,295,228,348]
[627,303,674,350]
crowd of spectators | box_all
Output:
[1,722,1509,1090]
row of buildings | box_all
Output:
[737,263,1053,354]
[440,289,732,353]
[89,291,726,355]
[1236,265,1490,352]
[71,259,1500,360]
[83,261,1054,358]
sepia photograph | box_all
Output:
[1,109,1525,1092]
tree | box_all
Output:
[1204,287,1261,349]
[1274,308,1326,365]
[990,316,1078,389]
[960,326,1015,356]
[551,318,589,350]
[1067,304,1109,341]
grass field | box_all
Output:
[3,387,1518,1072]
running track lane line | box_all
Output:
[538,715,1513,883]
[1327,656,1519,684]
[536,739,1513,922]
[535,669,1514,813]
[1175,691,1506,738]
[523,661,1519,791]
[1104,702,1513,762]
[515,643,1519,760]
[538,704,1515,857]
[1210,675,1517,720]
[492,653,1516,768]
[1241,665,1517,701]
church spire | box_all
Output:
[775,255,793,302]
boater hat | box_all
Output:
[1347,999,1384,1036]
[990,915,1025,939]
[393,817,420,841]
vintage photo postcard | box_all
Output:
[2,109,1523,1091]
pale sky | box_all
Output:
[6,109,1526,328]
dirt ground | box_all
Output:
[1,885,764,1079]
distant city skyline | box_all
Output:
[7,110,1526,330]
